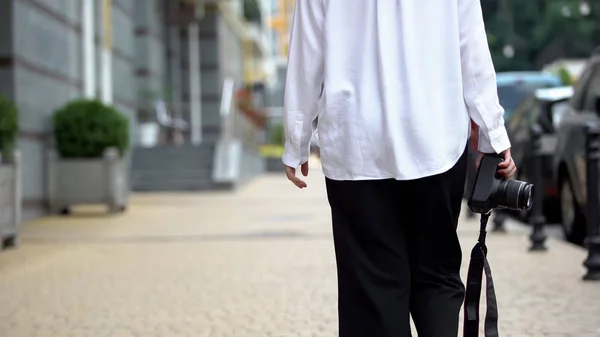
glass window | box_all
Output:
[524,101,541,124]
[498,81,558,120]
[499,85,532,120]
[508,96,535,130]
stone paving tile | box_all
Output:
[0,159,599,336]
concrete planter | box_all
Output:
[266,157,286,172]
[212,139,266,189]
[0,151,21,250]
[47,147,129,214]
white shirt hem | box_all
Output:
[321,148,467,182]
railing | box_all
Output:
[214,76,237,181]
[213,76,268,184]
[219,77,237,144]
[212,76,243,183]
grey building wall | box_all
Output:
[215,16,244,87]
[199,13,223,143]
[94,0,136,141]
[180,28,190,127]
[266,64,286,107]
[111,0,136,126]
[8,0,83,220]
[194,12,244,143]
[163,0,184,121]
[0,0,248,220]
[134,0,166,112]
[122,3,243,144]
[0,0,138,220]
[0,1,15,101]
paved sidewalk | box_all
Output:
[0,157,599,337]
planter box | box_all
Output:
[0,151,21,250]
[47,147,129,214]
[259,145,285,172]
[213,139,266,188]
[266,157,286,172]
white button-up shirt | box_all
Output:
[282,0,511,181]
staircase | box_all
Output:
[130,75,267,192]
[131,143,217,192]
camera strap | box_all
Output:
[463,212,499,337]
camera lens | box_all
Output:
[496,179,534,211]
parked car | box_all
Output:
[466,72,563,206]
[506,86,574,222]
[553,50,600,245]
[497,71,563,122]
[468,72,562,137]
[468,72,562,151]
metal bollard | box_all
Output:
[492,210,507,232]
[583,122,600,281]
[528,124,548,251]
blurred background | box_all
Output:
[0,0,600,336]
[0,0,295,222]
[0,0,599,223]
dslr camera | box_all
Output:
[468,153,534,214]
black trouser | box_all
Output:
[464,144,478,200]
[464,145,478,218]
[325,148,467,337]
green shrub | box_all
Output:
[52,99,130,158]
[269,123,285,146]
[557,66,573,86]
[0,93,19,161]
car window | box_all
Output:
[499,82,559,120]
[582,66,600,111]
[508,96,535,130]
[571,63,597,110]
[527,102,542,125]
[499,85,530,119]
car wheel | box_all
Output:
[559,175,586,245]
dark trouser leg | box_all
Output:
[464,145,477,199]
[465,151,477,218]
[326,178,412,337]
[407,149,468,337]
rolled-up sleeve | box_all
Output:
[458,0,511,154]
[281,0,325,168]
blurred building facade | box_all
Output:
[0,0,274,220]
[263,0,293,107]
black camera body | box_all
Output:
[468,154,534,214]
